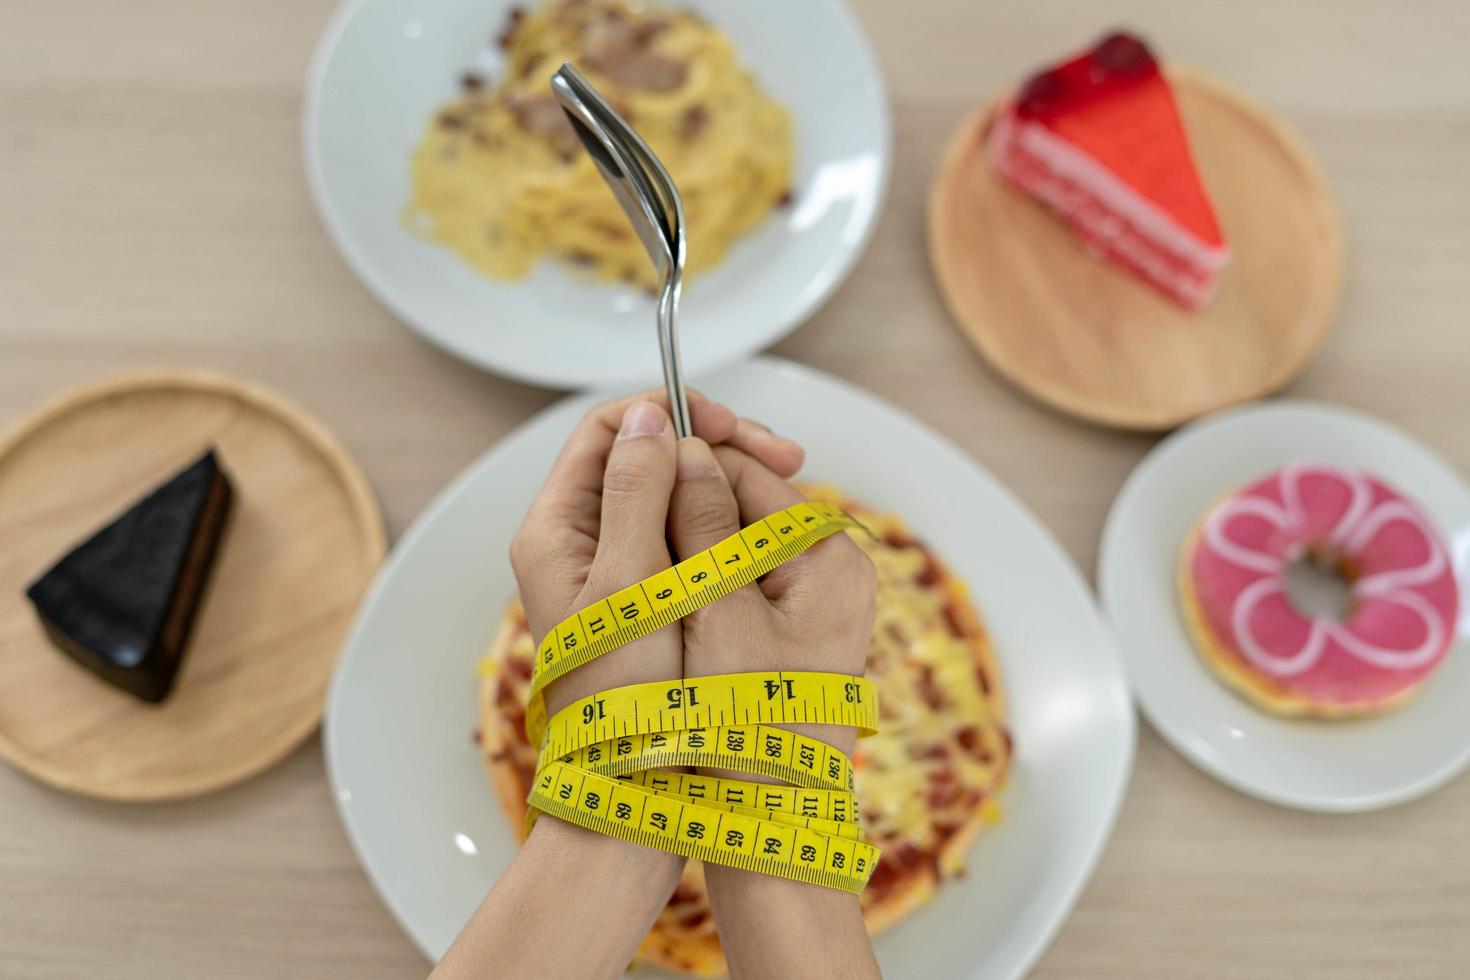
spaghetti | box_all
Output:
[406,1,794,288]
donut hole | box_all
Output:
[1282,548,1355,622]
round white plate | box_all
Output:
[304,0,890,389]
[326,357,1134,978]
[1100,399,1470,812]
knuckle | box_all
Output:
[674,490,736,540]
[601,456,657,499]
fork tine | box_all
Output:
[550,63,690,437]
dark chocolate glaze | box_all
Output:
[26,449,233,703]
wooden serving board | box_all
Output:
[927,67,1344,430]
[0,371,385,801]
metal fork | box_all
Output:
[550,62,691,438]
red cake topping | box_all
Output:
[1017,33,1158,118]
[988,31,1229,308]
[1093,32,1153,75]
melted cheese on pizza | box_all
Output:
[804,487,1009,898]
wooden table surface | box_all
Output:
[2,1,1467,976]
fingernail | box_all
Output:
[618,401,667,440]
[676,438,720,480]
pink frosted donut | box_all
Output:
[1179,462,1460,716]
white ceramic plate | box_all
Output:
[304,0,890,389]
[1100,400,1470,812]
[326,358,1134,978]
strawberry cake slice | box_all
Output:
[987,32,1229,309]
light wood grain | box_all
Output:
[929,68,1343,429]
[0,372,385,801]
[0,0,1468,977]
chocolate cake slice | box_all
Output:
[26,449,233,703]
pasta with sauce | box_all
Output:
[406,0,794,289]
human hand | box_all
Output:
[663,438,882,980]
[666,439,877,755]
[510,391,805,719]
[438,393,809,980]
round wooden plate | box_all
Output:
[927,67,1343,430]
[0,371,385,801]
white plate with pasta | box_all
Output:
[305,0,890,389]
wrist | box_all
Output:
[527,811,685,878]
[702,862,878,980]
[441,813,686,980]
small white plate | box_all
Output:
[1100,399,1470,812]
[325,357,1134,978]
[304,0,890,389]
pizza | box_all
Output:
[478,485,1012,976]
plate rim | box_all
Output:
[324,355,1136,976]
[302,0,894,390]
[1099,397,1470,812]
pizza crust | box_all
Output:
[480,614,533,827]
[933,574,1008,877]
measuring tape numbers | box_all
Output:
[524,500,862,738]
[521,502,883,893]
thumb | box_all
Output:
[667,437,767,621]
[588,401,677,588]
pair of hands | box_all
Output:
[434,390,882,980]
[510,390,876,742]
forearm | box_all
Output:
[701,721,879,980]
[704,859,878,979]
[431,815,684,980]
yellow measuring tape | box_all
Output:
[523,501,883,893]
[526,500,860,734]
